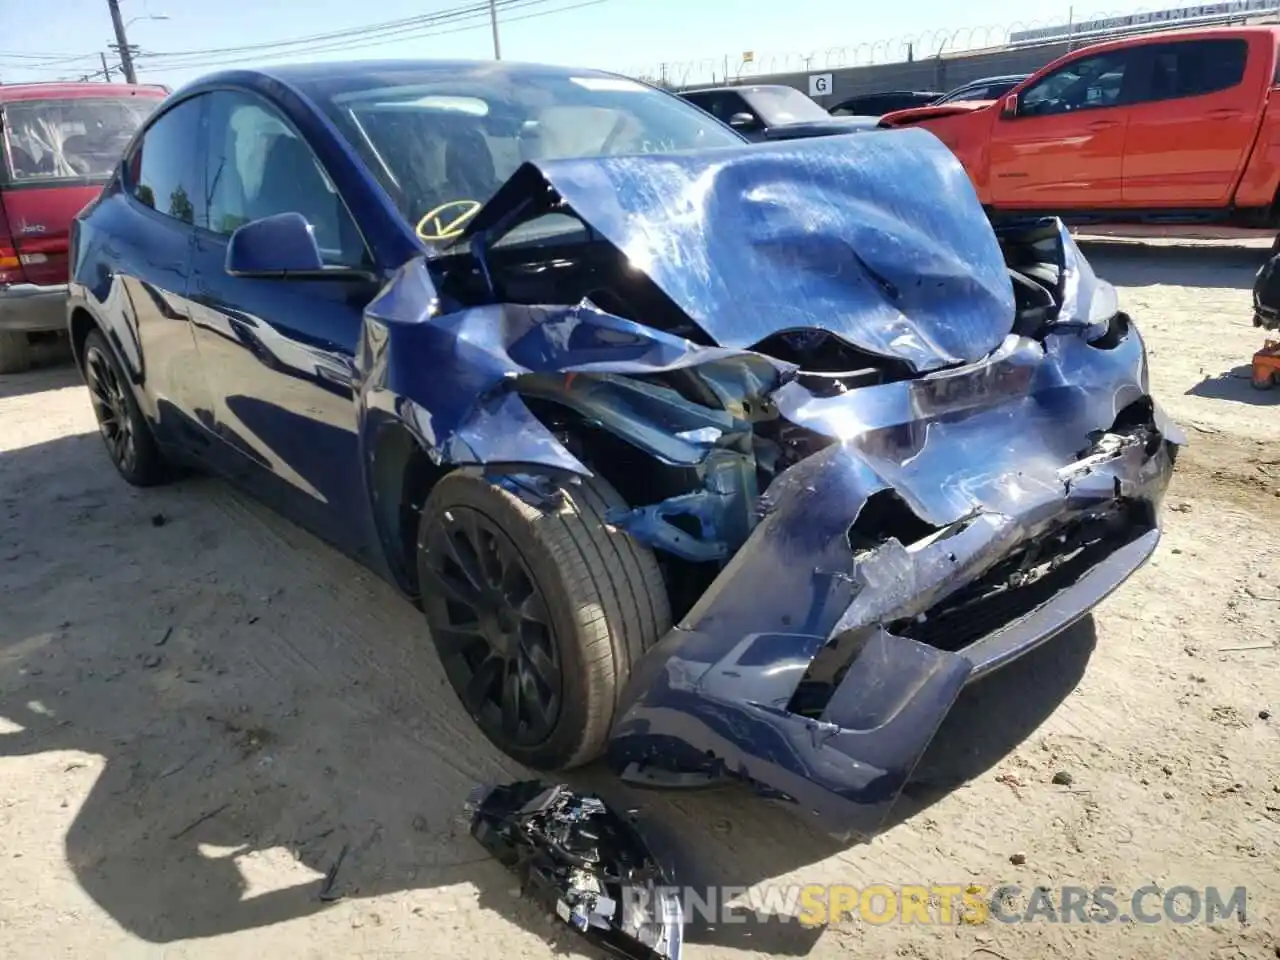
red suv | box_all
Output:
[1,82,168,372]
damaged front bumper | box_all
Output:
[607,327,1183,840]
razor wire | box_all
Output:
[623,6,1258,86]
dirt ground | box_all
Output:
[1,241,1278,960]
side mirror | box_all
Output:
[225,212,325,278]
[728,112,758,129]
[1000,93,1019,118]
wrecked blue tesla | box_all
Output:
[68,61,1181,840]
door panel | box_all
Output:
[189,89,378,560]
[989,49,1140,209]
[1122,37,1258,206]
[113,95,213,444]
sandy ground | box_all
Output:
[1,241,1278,960]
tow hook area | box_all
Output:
[466,781,684,960]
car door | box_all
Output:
[989,48,1142,209]
[111,94,217,444]
[1121,37,1255,206]
[186,88,384,561]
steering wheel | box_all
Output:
[416,199,483,242]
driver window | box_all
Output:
[1020,52,1134,117]
[203,90,367,268]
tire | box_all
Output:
[0,330,32,374]
[82,328,169,486]
[416,470,671,770]
[1252,370,1277,391]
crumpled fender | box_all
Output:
[606,250,1182,837]
[355,256,793,475]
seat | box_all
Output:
[443,127,498,200]
[253,134,342,247]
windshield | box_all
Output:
[743,86,830,125]
[1,97,159,183]
[311,71,742,244]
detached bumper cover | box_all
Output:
[607,327,1182,839]
[0,282,68,333]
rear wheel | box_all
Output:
[416,471,671,770]
[1252,368,1277,390]
[83,329,169,485]
[0,330,32,374]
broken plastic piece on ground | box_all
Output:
[466,781,683,960]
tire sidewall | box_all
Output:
[84,328,161,485]
[416,472,603,771]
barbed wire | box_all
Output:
[623,6,1257,86]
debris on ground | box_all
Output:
[466,781,682,960]
[1051,771,1074,786]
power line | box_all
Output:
[134,0,606,72]
[1,0,612,83]
[140,0,553,61]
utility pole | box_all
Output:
[106,0,137,83]
[100,51,113,81]
[488,0,501,59]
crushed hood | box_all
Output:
[458,127,1016,373]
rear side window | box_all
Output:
[1146,39,1248,101]
[1,96,159,183]
[126,96,205,226]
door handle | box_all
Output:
[1087,120,1119,130]
[1207,108,1242,119]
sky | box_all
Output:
[0,0,1167,89]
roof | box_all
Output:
[257,58,613,84]
[0,81,168,104]
[681,84,796,95]
[172,59,639,103]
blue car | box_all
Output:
[68,60,1182,838]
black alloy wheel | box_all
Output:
[85,340,138,476]
[81,329,167,486]
[420,505,563,749]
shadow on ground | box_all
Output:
[0,428,1094,956]
[0,341,79,400]
[1082,241,1269,291]
[1186,363,1280,405]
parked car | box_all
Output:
[931,74,1028,105]
[879,26,1280,227]
[69,59,1181,836]
[0,81,168,372]
[828,90,941,116]
[828,78,1028,119]
[680,84,878,140]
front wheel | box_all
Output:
[416,471,671,770]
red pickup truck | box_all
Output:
[879,26,1280,228]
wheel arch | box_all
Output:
[371,392,692,605]
[68,304,100,372]
[365,417,451,599]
